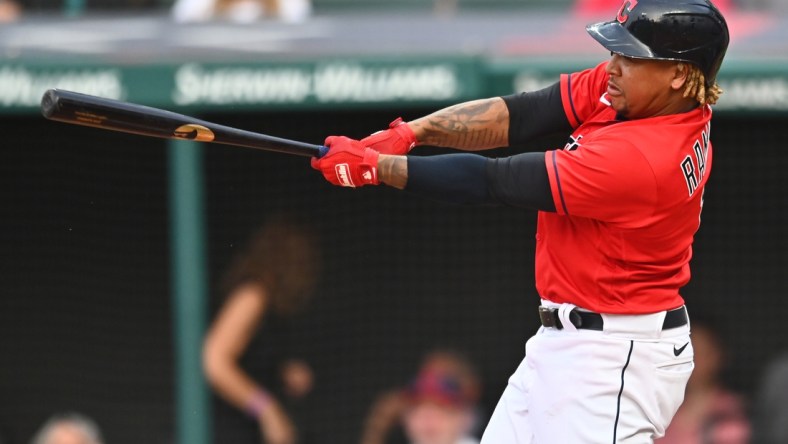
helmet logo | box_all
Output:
[616,0,638,24]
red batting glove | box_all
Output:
[311,136,380,187]
[360,118,417,155]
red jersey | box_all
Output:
[540,62,713,314]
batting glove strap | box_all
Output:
[360,117,417,155]
[312,136,379,187]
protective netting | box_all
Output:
[1,111,786,444]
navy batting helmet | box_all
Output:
[586,0,730,87]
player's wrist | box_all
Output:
[245,388,272,419]
[404,122,419,147]
[377,154,407,190]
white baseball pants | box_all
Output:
[481,303,693,444]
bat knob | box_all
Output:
[317,145,329,158]
[40,89,61,119]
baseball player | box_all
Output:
[311,0,729,442]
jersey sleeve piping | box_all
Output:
[560,73,581,129]
[546,141,661,224]
[546,150,570,215]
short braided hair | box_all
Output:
[680,63,723,106]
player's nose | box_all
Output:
[605,54,622,76]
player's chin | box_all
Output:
[612,102,630,120]
[609,94,632,117]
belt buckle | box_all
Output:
[539,306,561,329]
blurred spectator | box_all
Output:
[655,316,750,444]
[361,349,482,444]
[0,0,21,22]
[203,213,321,444]
[172,0,311,23]
[30,412,104,444]
[751,352,788,444]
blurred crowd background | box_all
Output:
[0,0,786,21]
[2,0,788,443]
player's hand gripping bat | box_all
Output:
[40,89,328,158]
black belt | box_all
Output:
[538,306,688,331]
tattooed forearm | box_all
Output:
[410,98,509,150]
[378,154,408,190]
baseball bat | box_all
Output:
[40,89,328,158]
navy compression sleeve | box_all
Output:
[502,82,571,146]
[405,153,556,211]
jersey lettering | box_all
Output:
[701,128,710,173]
[564,134,583,151]
[680,122,710,197]
[692,141,705,179]
[681,157,698,195]
[698,186,706,227]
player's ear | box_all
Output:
[670,63,689,91]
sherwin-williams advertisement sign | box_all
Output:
[0,58,481,113]
[0,57,785,113]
